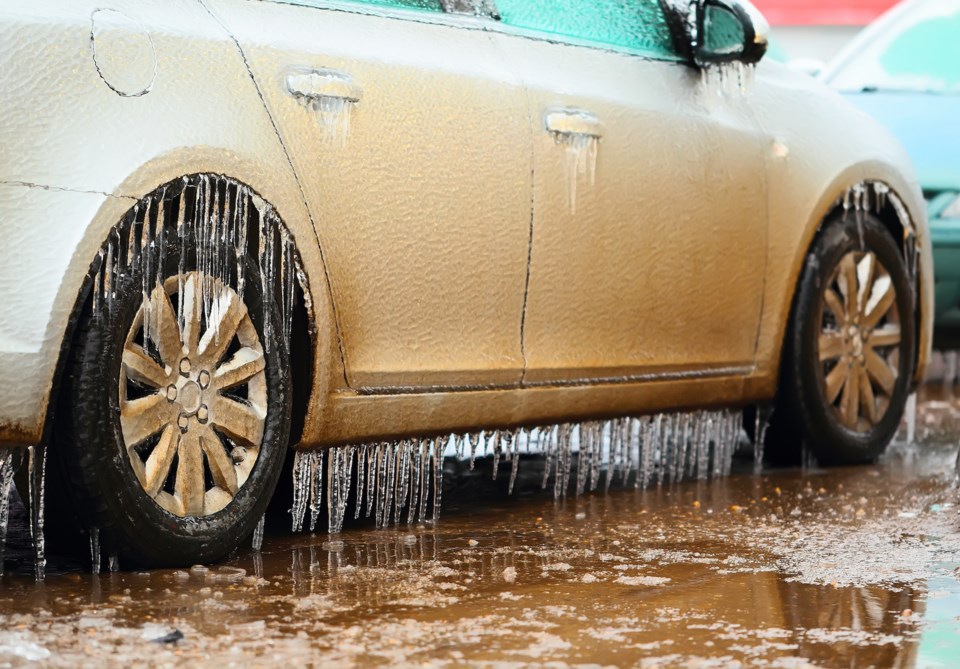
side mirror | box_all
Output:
[693,0,769,67]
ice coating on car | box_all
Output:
[289,410,744,535]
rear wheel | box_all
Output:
[769,213,915,465]
[55,234,291,567]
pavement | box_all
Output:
[1,387,959,667]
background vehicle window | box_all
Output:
[827,0,960,94]
[494,0,677,57]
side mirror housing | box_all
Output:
[693,0,769,67]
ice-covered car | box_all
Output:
[0,0,933,568]
[822,0,960,347]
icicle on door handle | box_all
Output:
[286,67,362,146]
[545,109,602,214]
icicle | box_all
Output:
[0,449,14,576]
[589,423,602,492]
[491,430,502,480]
[469,431,479,470]
[355,444,367,520]
[394,442,409,526]
[109,554,119,573]
[418,438,430,522]
[28,444,46,580]
[92,249,105,320]
[252,514,265,551]
[308,450,324,532]
[89,527,101,574]
[905,392,917,444]
[365,443,378,519]
[408,439,423,525]
[432,438,443,522]
[550,129,600,214]
[291,451,310,532]
[576,425,589,496]
[753,406,773,474]
[541,425,555,490]
[508,429,521,495]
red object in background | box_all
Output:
[752,0,900,25]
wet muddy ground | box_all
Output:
[2,388,960,667]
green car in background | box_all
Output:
[824,0,960,346]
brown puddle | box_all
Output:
[1,388,960,667]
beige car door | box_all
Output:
[206,0,532,390]
[491,0,770,384]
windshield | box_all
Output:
[828,0,960,94]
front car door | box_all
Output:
[491,0,770,385]
[207,0,532,390]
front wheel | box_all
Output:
[55,245,291,566]
[770,213,915,465]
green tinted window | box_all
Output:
[495,0,677,58]
[828,0,960,93]
[350,0,443,10]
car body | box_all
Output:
[822,0,960,346]
[0,0,934,564]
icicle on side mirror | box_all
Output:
[692,0,769,67]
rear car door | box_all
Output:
[207,0,532,390]
[492,0,770,384]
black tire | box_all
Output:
[54,229,291,567]
[769,212,915,466]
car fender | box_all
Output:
[0,1,342,447]
[745,62,932,396]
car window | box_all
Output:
[827,0,960,94]
[350,0,443,10]
[494,0,678,58]
[279,0,444,11]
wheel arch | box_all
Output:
[758,163,932,400]
[37,156,343,454]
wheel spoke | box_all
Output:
[869,325,901,349]
[175,431,205,516]
[199,425,238,495]
[859,366,877,425]
[824,289,846,323]
[211,396,265,449]
[825,363,849,404]
[204,488,233,515]
[151,288,183,369]
[862,276,896,329]
[841,361,861,427]
[199,291,247,366]
[144,424,179,497]
[819,332,846,361]
[838,254,859,316]
[865,348,896,395]
[121,393,172,447]
[214,347,265,391]
[180,273,203,356]
[123,344,168,388]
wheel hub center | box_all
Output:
[179,380,203,415]
[847,326,863,357]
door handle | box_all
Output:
[285,68,363,104]
[544,109,603,138]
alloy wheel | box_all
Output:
[119,272,268,517]
[817,250,902,431]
